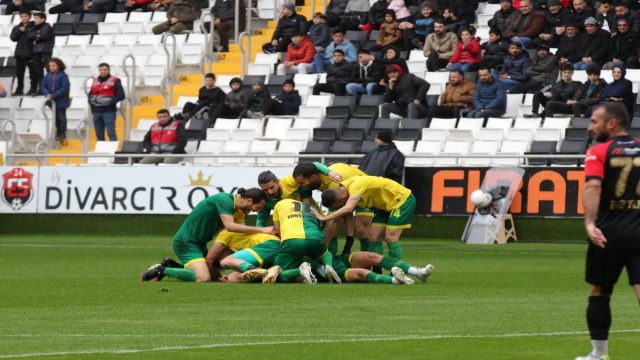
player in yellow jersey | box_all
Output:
[292,162,373,255]
[315,175,415,264]
[265,198,340,284]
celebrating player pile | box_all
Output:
[140,161,434,285]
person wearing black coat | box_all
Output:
[481,28,510,69]
[603,18,639,69]
[346,49,386,95]
[556,22,581,66]
[530,63,581,115]
[573,17,611,70]
[359,130,405,184]
[9,11,36,96]
[269,79,302,115]
[242,80,272,118]
[26,12,54,96]
[313,49,353,95]
[209,0,245,52]
[532,0,568,48]
[380,64,430,119]
[262,3,308,53]
[181,73,227,125]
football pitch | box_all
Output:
[1,235,638,359]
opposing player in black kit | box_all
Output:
[577,102,640,360]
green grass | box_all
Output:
[0,235,638,359]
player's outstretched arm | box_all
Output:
[583,179,607,248]
[315,194,361,221]
[220,214,274,234]
[205,242,228,270]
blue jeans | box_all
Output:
[448,62,476,72]
[312,53,331,73]
[573,61,596,70]
[513,36,532,48]
[93,111,117,141]
[345,82,376,95]
[500,79,522,91]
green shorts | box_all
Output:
[173,238,208,268]
[232,240,281,268]
[355,207,374,217]
[372,193,416,229]
[274,238,327,270]
[331,254,352,282]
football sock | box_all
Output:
[342,236,354,255]
[162,268,196,282]
[587,295,611,356]
[365,272,394,284]
[380,256,401,270]
[279,269,300,283]
[387,242,403,259]
[328,237,338,256]
[239,262,256,272]
[369,242,384,273]
[318,251,333,267]
[359,238,369,251]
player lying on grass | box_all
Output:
[140,188,274,282]
[316,176,415,270]
[292,162,372,256]
[327,251,434,285]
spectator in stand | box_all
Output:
[10,11,36,96]
[346,49,385,95]
[447,0,479,24]
[262,3,307,54]
[545,65,607,117]
[462,67,506,119]
[442,8,467,36]
[386,0,411,22]
[488,0,517,37]
[595,0,616,29]
[603,18,638,69]
[345,0,369,14]
[381,46,409,74]
[2,0,44,14]
[343,0,370,31]
[78,0,115,14]
[181,73,226,125]
[269,79,301,115]
[27,12,53,96]
[423,17,458,71]
[48,0,82,13]
[505,0,545,48]
[427,69,475,119]
[380,64,430,119]
[498,40,532,91]
[140,109,187,165]
[613,0,640,34]
[557,22,581,66]
[566,0,595,27]
[530,63,581,117]
[89,63,125,141]
[325,0,348,27]
[221,77,247,118]
[371,10,402,50]
[574,17,611,70]
[0,83,6,98]
[242,80,272,119]
[599,64,634,115]
[313,50,353,96]
[277,30,316,75]
[510,43,558,94]
[446,27,482,72]
[152,0,200,34]
[400,2,436,50]
[209,0,246,52]
[360,0,388,32]
[481,28,510,69]
[312,28,357,73]
[307,13,331,52]
[359,130,404,184]
[41,58,70,145]
[533,0,567,48]
[125,0,154,12]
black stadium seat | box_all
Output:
[114,141,143,164]
[186,118,208,141]
[313,128,338,141]
[359,140,377,153]
[54,13,81,36]
[332,96,357,113]
[570,117,590,129]
[564,128,590,141]
[75,13,105,35]
[395,128,421,141]
[320,117,346,130]
[374,117,400,130]
[347,117,374,129]
[331,140,359,154]
[352,106,378,119]
[526,141,557,166]
[401,118,428,129]
[301,140,331,154]
[325,106,350,119]
[340,128,365,141]
[551,139,588,166]
[359,95,384,106]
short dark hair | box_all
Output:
[586,66,601,76]
[48,57,66,71]
[358,49,371,55]
[599,102,630,129]
[257,170,278,184]
[292,162,320,178]
[237,188,267,203]
[157,108,170,116]
[560,63,574,72]
[283,79,295,87]
[450,69,464,77]
[489,27,502,37]
[290,30,304,38]
[205,73,215,79]
[33,12,46,20]
[332,28,345,35]
[478,66,492,73]
[19,10,30,16]
[98,63,110,69]
[333,49,345,56]
[321,189,340,209]
[434,16,447,26]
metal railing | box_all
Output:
[76,119,90,156]
[238,2,253,77]
[273,0,279,22]
[35,99,56,154]
[121,55,137,140]
[0,119,19,153]
[200,10,217,56]
[162,33,178,109]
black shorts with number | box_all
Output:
[586,243,640,287]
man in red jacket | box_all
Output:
[141,109,187,164]
[276,30,316,75]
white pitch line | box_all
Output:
[1,329,639,359]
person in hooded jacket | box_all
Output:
[242,80,272,118]
[359,130,405,184]
[380,64,430,119]
[346,49,386,95]
[10,10,36,96]
[27,12,53,96]
[222,77,248,118]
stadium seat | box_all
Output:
[214,118,240,129]
[114,141,143,164]
[462,140,500,167]
[285,128,311,141]
[505,93,523,117]
[533,128,562,142]
[564,128,590,141]
[570,117,590,129]
[435,140,471,166]
[206,128,231,141]
[330,140,360,154]
[270,140,305,165]
[543,117,571,129]
[551,139,588,166]
[239,117,266,132]
[526,141,558,166]
[359,94,384,106]
[456,117,483,134]
[477,128,504,141]
[320,117,346,130]
[395,128,421,141]
[485,117,513,129]
[347,117,374,130]
[492,140,528,166]
[332,95,357,112]
[263,117,294,139]
[75,13,105,35]
[513,117,542,130]
[217,140,250,164]
[405,140,442,167]
[421,128,448,142]
[394,140,416,155]
[345,30,367,47]
[87,141,119,164]
[292,117,320,129]
[246,140,278,165]
[301,140,331,154]
[446,129,475,142]
[429,117,457,129]
[400,118,428,129]
[194,140,224,165]
[299,95,333,119]
[340,128,365,141]
[358,140,377,154]
[351,105,378,119]
[325,106,350,120]
[505,128,533,142]
[313,128,338,141]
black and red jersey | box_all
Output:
[585,135,640,248]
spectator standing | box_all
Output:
[462,67,506,119]
[599,64,634,115]
[359,130,405,184]
[141,109,187,164]
[27,12,53,96]
[222,77,247,118]
[269,79,301,115]
[428,70,475,118]
[488,0,517,37]
[181,72,226,124]
[498,40,532,91]
[210,0,246,52]
[346,49,385,95]
[380,64,430,119]
[423,17,459,71]
[242,80,272,118]
[89,63,125,141]
[307,13,331,52]
[530,63,581,116]
[9,11,35,96]
[312,28,357,73]
[41,58,70,145]
[545,65,607,117]
[574,17,611,70]
[152,0,200,34]
[276,31,316,75]
[262,3,307,53]
[447,27,482,72]
[313,50,352,96]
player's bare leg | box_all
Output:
[355,215,373,251]
[324,218,342,255]
[349,251,434,282]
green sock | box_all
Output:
[369,241,383,255]
[359,238,369,251]
[318,251,333,267]
[388,242,403,260]
[279,269,300,283]
[380,255,403,271]
[239,262,256,272]
[163,267,197,282]
[328,237,338,256]
[365,272,394,284]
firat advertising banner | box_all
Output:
[0,166,39,213]
[405,167,585,217]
